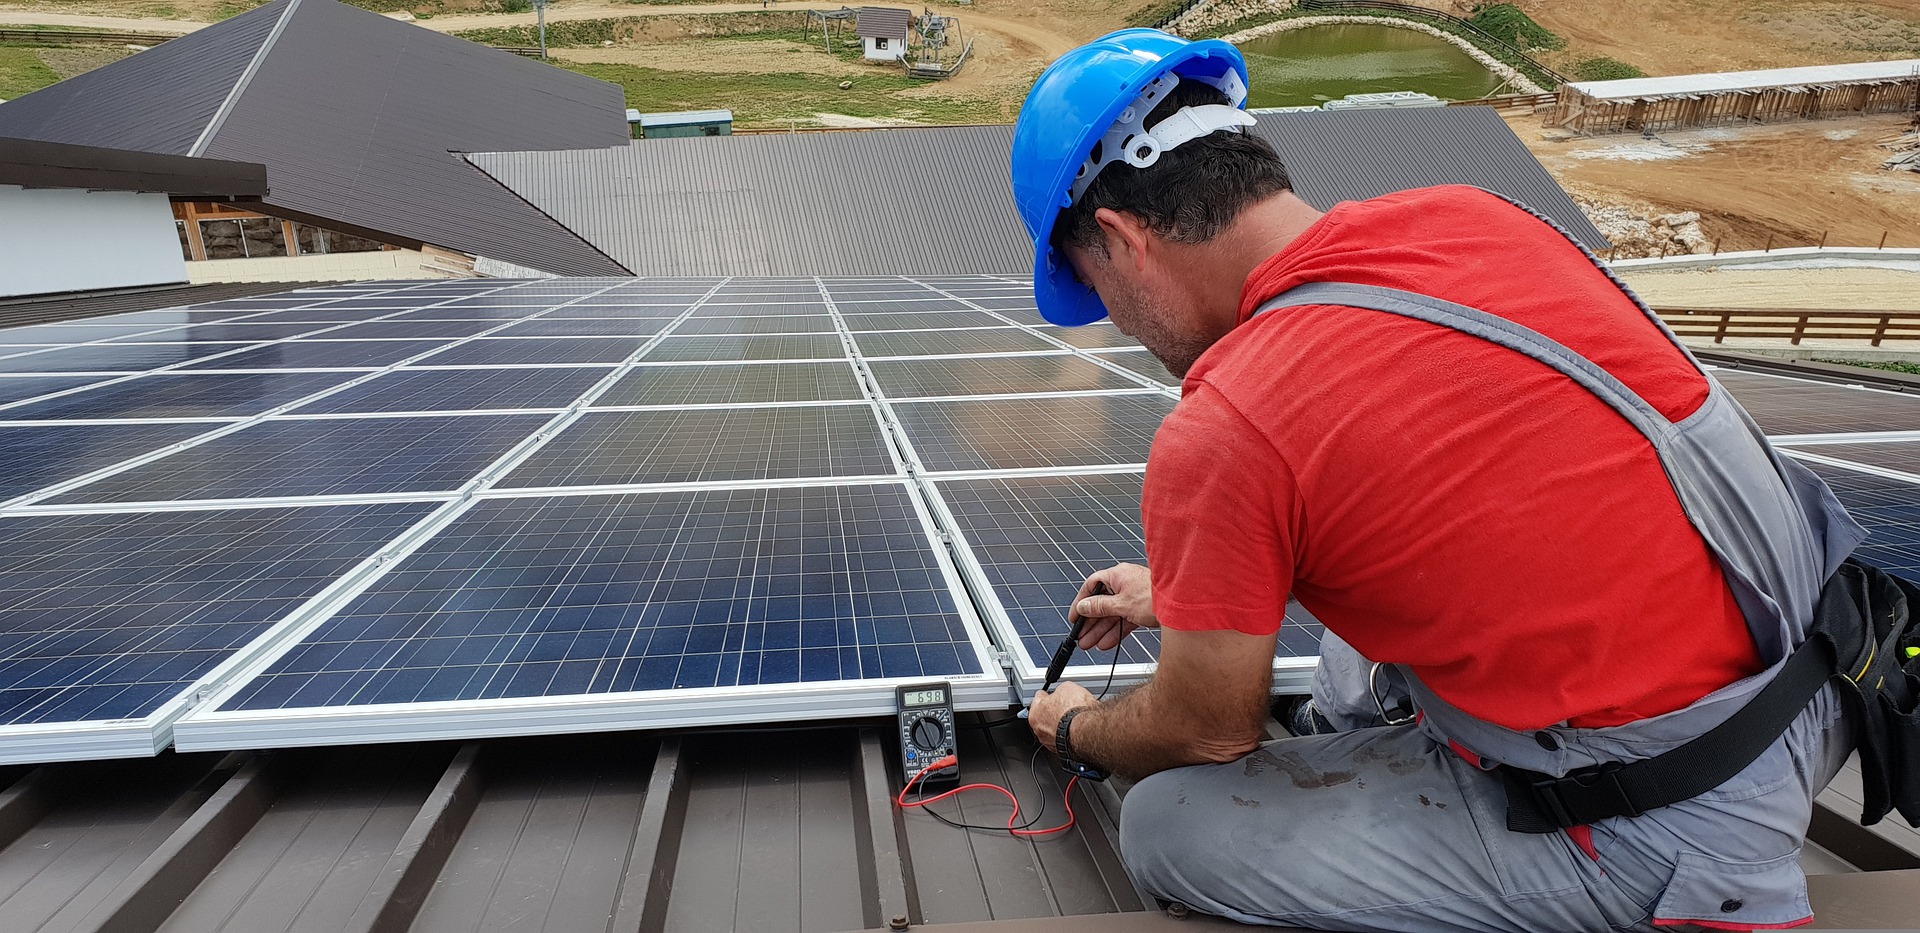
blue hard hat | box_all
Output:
[1010,29,1251,326]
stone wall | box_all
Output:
[1164,0,1295,36]
[1216,16,1546,96]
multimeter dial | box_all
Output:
[910,717,944,751]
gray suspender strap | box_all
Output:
[1252,281,1841,831]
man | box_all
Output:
[1012,30,1863,933]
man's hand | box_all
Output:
[1070,563,1156,651]
[1028,680,1096,750]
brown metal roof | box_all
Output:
[0,0,632,276]
[463,109,1608,279]
[856,7,914,41]
[0,138,267,200]
[0,716,1907,933]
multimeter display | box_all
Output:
[896,681,957,787]
[902,688,945,707]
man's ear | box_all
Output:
[1092,208,1153,274]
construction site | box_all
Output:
[0,0,1918,931]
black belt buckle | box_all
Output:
[1531,761,1643,827]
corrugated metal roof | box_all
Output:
[464,108,1607,278]
[0,0,633,277]
[1568,59,1920,100]
[856,7,914,40]
[0,719,1905,933]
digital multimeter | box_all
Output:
[896,682,958,787]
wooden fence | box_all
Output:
[1656,307,1920,346]
[1556,79,1920,135]
[1448,92,1557,112]
[0,27,182,46]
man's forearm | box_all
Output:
[1066,680,1266,780]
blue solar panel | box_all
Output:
[0,343,261,374]
[0,502,433,725]
[841,311,1008,331]
[179,340,453,371]
[1714,370,1920,435]
[1803,462,1920,577]
[296,367,612,415]
[120,323,340,342]
[384,306,549,321]
[216,485,983,711]
[319,320,509,340]
[0,323,192,343]
[49,413,550,503]
[1790,440,1920,475]
[415,338,646,367]
[490,318,668,338]
[0,372,355,421]
[0,422,215,502]
[596,362,863,406]
[0,375,110,406]
[851,328,1061,358]
[892,394,1174,472]
[1090,349,1177,386]
[643,335,846,362]
[866,355,1145,398]
[1040,324,1140,349]
[933,473,1327,670]
[499,406,895,487]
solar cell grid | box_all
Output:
[891,394,1173,472]
[0,375,110,406]
[1714,370,1920,436]
[841,311,1008,331]
[490,318,666,338]
[49,413,551,504]
[1092,349,1178,385]
[1042,325,1141,349]
[0,503,433,727]
[295,367,614,415]
[0,342,262,374]
[852,328,1060,358]
[1803,463,1920,577]
[317,320,509,341]
[215,485,983,713]
[596,361,863,406]
[414,337,647,367]
[693,304,826,316]
[0,371,356,421]
[500,405,894,487]
[643,335,846,362]
[383,307,548,321]
[866,354,1146,398]
[673,315,837,336]
[227,309,400,324]
[540,306,690,320]
[179,339,454,371]
[1789,440,1920,476]
[0,323,197,343]
[92,309,270,325]
[0,422,216,502]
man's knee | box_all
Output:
[1117,767,1200,894]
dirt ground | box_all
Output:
[1514,0,1920,77]
[1514,113,1920,252]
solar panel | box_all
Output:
[841,311,1009,331]
[891,394,1175,472]
[296,367,613,415]
[643,335,847,362]
[175,485,1002,749]
[490,318,667,338]
[0,372,357,421]
[1714,370,1920,436]
[0,323,199,343]
[0,375,112,406]
[1788,440,1920,476]
[0,422,216,502]
[1041,325,1141,349]
[120,323,341,342]
[865,354,1148,398]
[1801,462,1920,576]
[178,339,455,370]
[928,472,1323,693]
[48,413,551,504]
[673,316,838,336]
[0,343,262,374]
[414,338,647,367]
[0,501,433,761]
[1090,349,1178,386]
[596,362,864,406]
[318,320,509,340]
[852,328,1061,358]
[499,406,895,487]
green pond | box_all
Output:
[1239,23,1509,108]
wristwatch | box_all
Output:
[1055,706,1087,760]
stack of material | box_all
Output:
[1884,129,1920,173]
[1322,91,1447,111]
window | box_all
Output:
[197,217,288,259]
[875,37,888,49]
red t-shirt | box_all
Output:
[1144,185,1762,730]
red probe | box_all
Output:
[895,754,1082,837]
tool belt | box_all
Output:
[1502,558,1920,833]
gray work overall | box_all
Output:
[1119,210,1865,932]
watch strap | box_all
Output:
[1056,706,1087,760]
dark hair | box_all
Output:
[1052,80,1294,257]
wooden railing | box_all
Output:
[1448,92,1558,111]
[0,27,182,46]
[1656,307,1920,347]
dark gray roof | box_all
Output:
[0,0,631,276]
[464,108,1607,278]
[0,137,267,199]
[856,6,914,40]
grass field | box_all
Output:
[0,45,59,100]
[562,60,1003,127]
